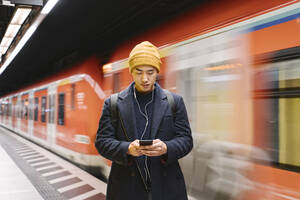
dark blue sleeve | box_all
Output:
[164,96,193,165]
[95,98,132,166]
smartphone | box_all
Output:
[139,140,153,146]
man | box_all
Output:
[95,41,193,200]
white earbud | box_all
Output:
[133,86,153,184]
[133,87,154,139]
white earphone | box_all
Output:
[133,86,154,184]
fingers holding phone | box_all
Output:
[139,140,153,146]
[127,140,143,157]
[138,139,167,156]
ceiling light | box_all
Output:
[1,37,14,47]
[0,46,8,55]
[41,0,59,14]
[0,0,60,75]
[0,6,32,55]
[1,0,14,6]
[5,24,21,37]
[11,7,32,25]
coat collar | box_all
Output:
[117,82,138,140]
[150,83,169,139]
[117,82,169,140]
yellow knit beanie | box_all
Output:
[128,41,161,73]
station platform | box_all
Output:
[0,126,106,200]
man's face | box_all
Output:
[132,65,158,93]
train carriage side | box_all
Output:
[54,75,105,163]
[246,10,300,199]
[101,1,300,199]
[1,1,300,198]
[0,57,110,177]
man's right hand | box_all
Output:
[127,140,143,157]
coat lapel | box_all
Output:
[117,82,169,140]
[118,83,138,140]
[150,84,168,139]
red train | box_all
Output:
[1,0,300,199]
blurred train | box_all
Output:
[1,0,300,199]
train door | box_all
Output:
[47,84,56,148]
[56,82,71,150]
[33,88,48,141]
[2,98,8,125]
[12,96,17,130]
[56,81,82,152]
[20,93,29,134]
[16,95,21,132]
[1,99,5,124]
[7,97,12,128]
[28,91,34,137]
[6,97,12,128]
[0,100,2,123]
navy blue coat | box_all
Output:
[95,83,193,200]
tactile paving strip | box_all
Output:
[0,130,66,200]
[0,126,106,200]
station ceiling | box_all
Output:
[0,0,208,97]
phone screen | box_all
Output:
[139,140,153,146]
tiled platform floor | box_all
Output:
[0,146,43,200]
[0,126,106,200]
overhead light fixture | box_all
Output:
[1,0,43,6]
[41,0,59,14]
[5,24,21,37]
[11,7,32,24]
[1,0,15,6]
[0,46,9,55]
[0,6,32,55]
[1,37,13,48]
[0,0,60,75]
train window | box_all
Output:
[113,73,121,93]
[24,99,28,120]
[1,104,4,116]
[2,102,6,116]
[41,96,47,122]
[48,94,55,123]
[71,83,75,110]
[34,97,39,121]
[7,102,11,117]
[1,103,3,116]
[8,102,11,117]
[254,58,300,171]
[16,101,19,118]
[21,100,24,119]
[3,103,6,116]
[58,93,65,125]
[48,96,51,123]
[52,94,56,123]
[29,98,33,120]
[17,100,21,118]
[2,104,5,116]
[5,103,7,116]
